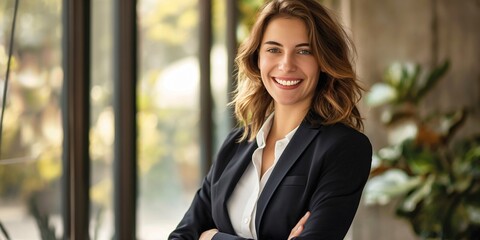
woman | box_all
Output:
[169,0,372,239]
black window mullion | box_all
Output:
[62,0,91,239]
[113,0,138,239]
[200,0,214,176]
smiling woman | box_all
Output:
[169,0,372,239]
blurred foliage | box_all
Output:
[1,0,66,238]
[237,0,265,40]
[0,0,63,205]
[367,61,450,127]
[364,61,480,239]
[142,0,197,45]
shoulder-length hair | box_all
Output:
[231,0,364,141]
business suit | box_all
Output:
[169,118,372,240]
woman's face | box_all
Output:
[258,16,320,111]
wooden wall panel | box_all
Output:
[347,0,480,239]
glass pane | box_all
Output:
[212,0,230,151]
[137,0,201,238]
[90,0,115,239]
[0,0,63,239]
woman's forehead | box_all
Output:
[261,17,310,45]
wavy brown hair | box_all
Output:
[231,0,364,141]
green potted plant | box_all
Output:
[364,60,480,239]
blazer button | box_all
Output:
[243,217,249,224]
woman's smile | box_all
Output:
[272,77,302,87]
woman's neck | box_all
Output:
[269,105,309,139]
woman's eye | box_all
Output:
[266,48,280,53]
[298,49,312,55]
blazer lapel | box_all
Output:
[255,121,322,231]
[214,140,257,233]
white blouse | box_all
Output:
[226,114,299,239]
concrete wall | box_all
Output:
[347,0,480,239]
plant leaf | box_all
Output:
[414,60,450,103]
[401,174,435,212]
[467,205,480,224]
[0,219,11,240]
[364,169,422,205]
[384,62,403,87]
[367,83,397,107]
[398,63,419,102]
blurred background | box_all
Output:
[0,0,478,239]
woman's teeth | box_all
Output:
[275,78,301,86]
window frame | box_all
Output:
[61,0,238,238]
[62,0,91,239]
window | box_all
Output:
[0,0,64,238]
[90,0,115,238]
[137,0,202,238]
[0,1,239,239]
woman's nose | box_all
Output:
[278,54,296,72]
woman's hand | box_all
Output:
[288,211,310,240]
[199,229,219,240]
[198,212,310,240]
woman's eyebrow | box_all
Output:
[263,41,310,48]
[263,41,282,46]
[296,43,310,48]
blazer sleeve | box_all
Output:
[292,130,372,240]
[169,170,254,240]
[168,167,216,240]
[169,129,249,240]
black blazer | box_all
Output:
[169,120,372,240]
